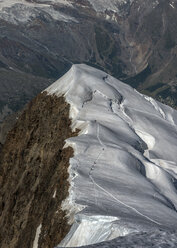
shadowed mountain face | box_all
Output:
[0,0,177,124]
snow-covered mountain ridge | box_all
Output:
[45,64,177,247]
[0,0,77,24]
[1,0,177,130]
[0,0,159,24]
[0,0,132,24]
[0,64,177,247]
[0,0,133,11]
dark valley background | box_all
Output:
[0,0,177,140]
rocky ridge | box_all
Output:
[0,64,177,247]
[0,92,78,248]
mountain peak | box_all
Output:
[0,64,177,247]
[45,64,177,246]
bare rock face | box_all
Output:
[0,92,78,248]
[0,112,20,144]
[0,142,2,152]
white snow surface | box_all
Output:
[0,0,77,24]
[46,64,177,247]
[87,0,134,13]
[66,229,177,248]
[33,224,42,248]
[0,0,132,13]
[0,0,71,11]
[0,0,160,24]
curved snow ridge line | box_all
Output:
[95,89,123,105]
[119,100,133,126]
[107,92,133,129]
[103,75,124,105]
[92,122,161,226]
[133,129,177,211]
[93,120,161,226]
[144,160,177,209]
[73,229,177,248]
[108,97,147,155]
[151,159,177,176]
[142,159,177,212]
[103,83,135,133]
[144,95,166,120]
[134,129,155,154]
[59,214,125,247]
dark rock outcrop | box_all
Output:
[0,111,20,144]
[0,142,2,152]
[0,92,78,248]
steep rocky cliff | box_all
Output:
[0,142,2,152]
[0,92,78,248]
[0,112,20,144]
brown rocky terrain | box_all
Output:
[0,112,20,144]
[0,92,78,248]
[0,142,2,152]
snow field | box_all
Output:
[46,64,177,247]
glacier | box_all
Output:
[45,64,177,247]
[0,0,77,24]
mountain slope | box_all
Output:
[0,0,177,126]
[46,64,177,247]
[0,64,177,247]
[72,230,177,248]
[0,93,78,248]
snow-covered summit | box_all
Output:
[46,64,177,247]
